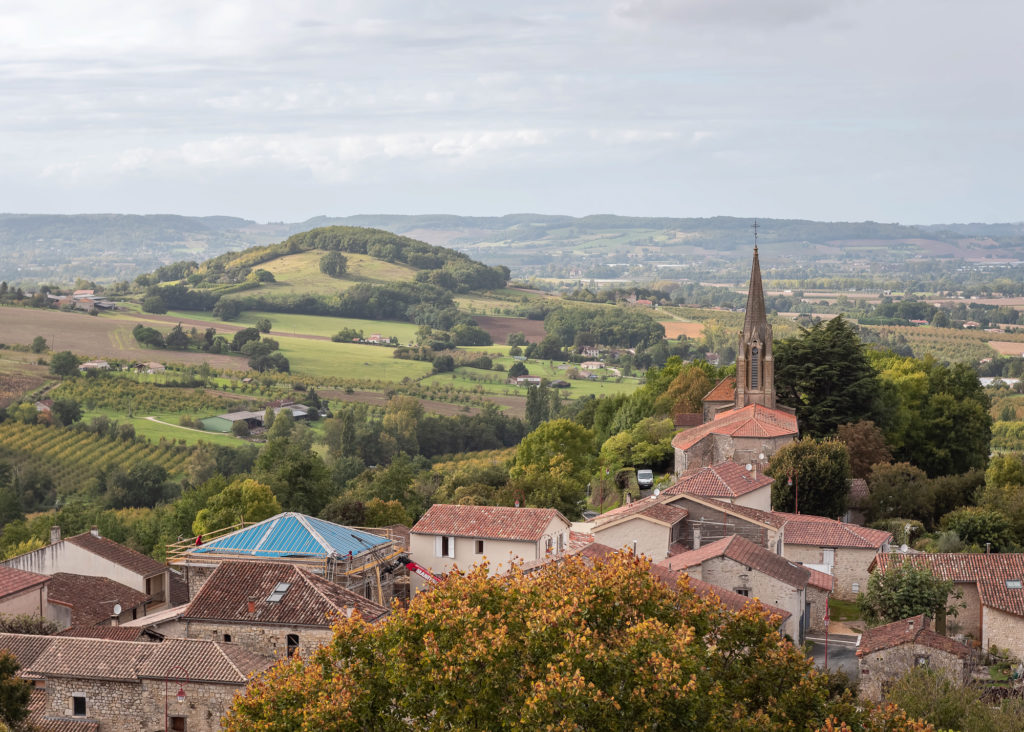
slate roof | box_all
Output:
[658,535,811,589]
[856,614,970,658]
[65,532,166,577]
[0,565,49,598]
[190,512,391,559]
[412,504,568,542]
[184,560,388,625]
[671,403,798,451]
[667,461,773,499]
[47,572,150,627]
[703,376,737,403]
[873,553,1024,618]
[138,638,272,684]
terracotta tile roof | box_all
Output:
[65,532,166,577]
[169,572,190,605]
[0,632,55,673]
[56,626,151,641]
[874,553,1024,618]
[0,565,49,598]
[693,497,786,528]
[412,504,568,542]
[783,521,892,549]
[640,503,689,525]
[649,564,790,624]
[856,614,970,658]
[806,567,834,592]
[703,376,737,403]
[26,637,155,680]
[667,461,773,499]
[138,638,272,684]
[184,560,388,625]
[47,573,150,627]
[657,535,811,588]
[671,403,798,450]
[590,494,662,525]
[27,688,100,732]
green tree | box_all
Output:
[30,336,47,353]
[255,318,272,333]
[254,438,332,515]
[50,398,82,427]
[866,462,934,526]
[768,437,852,518]
[231,327,261,352]
[362,498,412,527]
[859,560,960,630]
[775,315,882,437]
[884,666,1024,732]
[224,551,927,732]
[507,361,528,379]
[837,420,892,479]
[231,420,251,437]
[524,382,551,429]
[105,461,171,509]
[319,251,348,278]
[141,294,167,314]
[192,478,282,535]
[940,506,1015,552]
[49,350,79,378]
[0,652,31,729]
[511,419,594,488]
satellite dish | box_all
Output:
[653,488,660,496]
[900,544,909,553]
[745,463,753,471]
[758,453,765,461]
[112,603,122,616]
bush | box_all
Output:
[141,295,167,314]
[231,421,251,437]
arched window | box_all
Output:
[750,346,759,389]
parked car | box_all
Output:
[637,469,655,489]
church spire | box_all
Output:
[735,222,775,409]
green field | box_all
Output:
[240,250,419,297]
[160,309,422,344]
[81,408,243,447]
[422,361,641,399]
[275,336,433,381]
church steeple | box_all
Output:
[735,223,775,409]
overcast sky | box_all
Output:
[1,0,1020,224]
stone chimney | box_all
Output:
[49,525,61,544]
[90,525,100,538]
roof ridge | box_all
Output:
[296,565,345,612]
[211,639,246,681]
[249,516,281,555]
[295,514,333,554]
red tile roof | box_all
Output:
[0,565,49,598]
[65,532,166,577]
[412,504,568,542]
[138,638,271,684]
[0,632,55,674]
[783,521,892,549]
[671,403,798,450]
[806,567,834,592]
[184,560,387,625]
[56,626,152,641]
[657,535,811,588]
[667,461,773,499]
[856,615,970,658]
[27,688,99,732]
[47,572,149,627]
[703,376,737,403]
[873,553,1024,618]
[26,637,154,680]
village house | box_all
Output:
[856,615,971,702]
[163,560,387,659]
[77,361,110,371]
[656,534,810,641]
[870,553,1024,659]
[3,526,172,612]
[0,565,50,618]
[408,504,571,596]
[20,635,270,732]
[46,572,150,630]
[583,500,689,561]
[667,460,773,512]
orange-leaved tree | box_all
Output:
[224,551,931,731]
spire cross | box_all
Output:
[752,220,759,249]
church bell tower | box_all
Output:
[735,223,775,409]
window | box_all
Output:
[851,582,860,595]
[223,634,232,643]
[750,346,759,389]
[170,717,187,732]
[822,548,835,566]
[146,577,152,595]
[557,533,564,553]
[475,540,484,555]
[734,588,750,597]
[436,535,455,558]
[287,634,299,658]
[72,695,87,717]
[1007,579,1022,589]
[545,538,553,554]
[267,582,291,603]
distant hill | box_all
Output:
[2,212,1023,285]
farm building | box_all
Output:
[201,403,311,433]
[166,512,405,606]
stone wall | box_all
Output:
[696,555,805,641]
[782,545,878,602]
[981,606,1024,661]
[666,495,779,551]
[857,643,966,702]
[140,678,244,732]
[44,677,143,732]
[184,619,334,660]
[806,584,829,633]
[947,582,981,643]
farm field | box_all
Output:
[274,336,432,381]
[159,309,421,344]
[319,388,490,417]
[659,320,704,339]
[988,341,1024,356]
[472,315,547,344]
[422,362,641,400]
[236,250,419,297]
[80,408,243,447]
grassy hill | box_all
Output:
[238,250,420,298]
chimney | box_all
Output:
[907,618,914,629]
[247,596,256,613]
[693,526,702,550]
[49,526,61,545]
[90,525,100,538]
[344,605,354,619]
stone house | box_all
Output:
[409,504,571,596]
[805,567,834,634]
[46,572,150,630]
[585,500,689,561]
[22,635,271,732]
[672,404,798,474]
[0,565,49,617]
[649,562,791,630]
[173,560,387,659]
[667,461,773,512]
[856,615,971,702]
[656,534,810,641]
[776,517,891,601]
[3,526,171,611]
[871,553,1024,660]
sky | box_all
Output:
[1,0,1021,224]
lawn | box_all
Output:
[828,598,862,622]
[275,336,432,381]
[80,408,243,447]
[239,250,419,297]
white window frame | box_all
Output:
[822,548,835,566]
[436,535,456,558]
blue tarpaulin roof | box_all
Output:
[191,512,389,559]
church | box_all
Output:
[671,244,799,475]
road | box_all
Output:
[806,632,860,681]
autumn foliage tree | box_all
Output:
[225,551,930,731]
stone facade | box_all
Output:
[947,581,982,643]
[140,678,243,732]
[183,619,335,660]
[675,432,795,475]
[781,545,879,602]
[686,555,805,641]
[667,495,780,552]
[981,606,1024,661]
[43,677,143,731]
[806,584,830,633]
[858,643,967,702]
